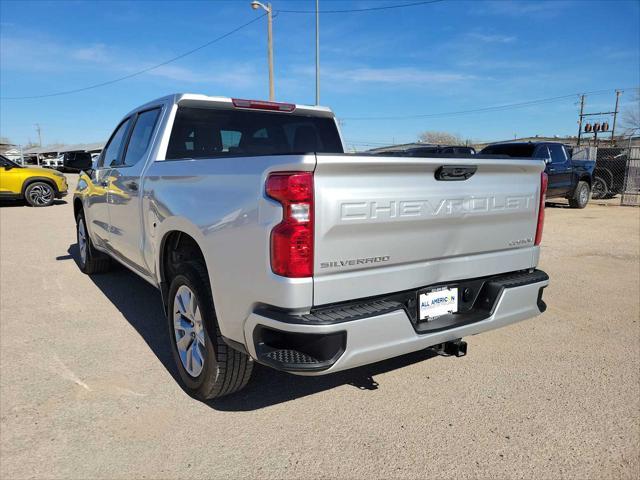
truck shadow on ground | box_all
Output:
[61,244,440,411]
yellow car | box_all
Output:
[0,154,68,207]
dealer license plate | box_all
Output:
[419,287,459,321]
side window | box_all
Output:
[100,118,131,168]
[548,144,567,164]
[122,108,161,167]
[534,145,550,160]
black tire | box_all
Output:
[75,211,111,274]
[167,263,253,400]
[568,181,590,209]
[591,176,609,200]
[24,181,55,207]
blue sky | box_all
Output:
[1,0,638,150]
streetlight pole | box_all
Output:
[315,0,320,105]
[251,1,274,100]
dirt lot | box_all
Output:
[1,174,639,479]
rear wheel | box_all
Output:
[25,182,54,207]
[168,263,253,400]
[569,181,590,209]
[76,212,111,274]
[591,176,609,200]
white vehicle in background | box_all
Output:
[73,93,550,400]
[41,155,63,169]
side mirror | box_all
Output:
[4,165,13,170]
[544,157,552,164]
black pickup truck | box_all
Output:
[480,142,595,208]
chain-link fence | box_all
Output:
[620,147,640,206]
[588,145,640,206]
[592,147,630,200]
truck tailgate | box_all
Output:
[313,154,545,305]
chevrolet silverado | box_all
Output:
[74,94,549,399]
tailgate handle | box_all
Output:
[435,165,477,181]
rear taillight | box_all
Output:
[535,172,548,246]
[266,172,314,277]
[232,98,295,112]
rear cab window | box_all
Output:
[481,144,537,157]
[166,107,343,159]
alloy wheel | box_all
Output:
[580,185,589,205]
[78,218,87,266]
[173,285,206,377]
[28,184,53,206]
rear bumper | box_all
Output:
[243,269,549,375]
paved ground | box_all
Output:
[1,174,639,479]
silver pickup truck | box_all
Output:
[74,94,549,399]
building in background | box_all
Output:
[21,142,105,166]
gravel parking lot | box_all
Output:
[1,174,638,479]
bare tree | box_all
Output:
[621,89,640,135]
[418,131,464,145]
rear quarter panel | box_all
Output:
[142,154,316,344]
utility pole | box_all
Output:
[577,95,585,146]
[315,0,320,105]
[611,89,621,143]
[577,91,621,147]
[34,123,42,147]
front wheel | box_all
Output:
[25,182,54,207]
[168,264,253,400]
[569,181,590,209]
[76,212,111,274]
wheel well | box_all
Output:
[160,231,207,287]
[21,177,57,197]
[580,175,591,187]
[159,231,208,313]
[73,198,83,220]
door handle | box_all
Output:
[435,165,477,181]
[126,181,138,191]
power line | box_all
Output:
[340,87,638,121]
[0,1,442,101]
[278,0,445,14]
[1,13,268,100]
